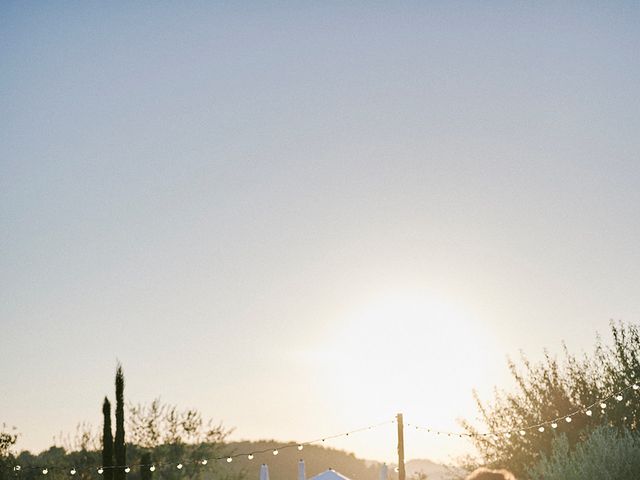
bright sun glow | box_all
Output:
[319,291,498,435]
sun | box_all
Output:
[318,290,496,428]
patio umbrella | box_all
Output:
[260,464,270,480]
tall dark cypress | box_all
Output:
[140,452,152,480]
[114,365,126,480]
[102,397,114,480]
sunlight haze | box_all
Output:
[2,1,640,466]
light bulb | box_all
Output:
[551,422,558,429]
[248,454,254,460]
[565,417,572,423]
[98,468,104,475]
[71,469,77,475]
[298,445,304,451]
[201,460,207,466]
[505,433,511,438]
[150,466,156,472]
[14,466,21,472]
[227,458,233,463]
[633,384,639,390]
[600,403,607,409]
[538,427,544,433]
[125,467,131,474]
[616,395,623,401]
[519,430,526,436]
[177,464,183,470]
[586,410,593,416]
[42,469,48,475]
[273,450,279,456]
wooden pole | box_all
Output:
[396,413,405,480]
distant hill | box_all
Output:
[221,441,459,480]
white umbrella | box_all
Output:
[260,464,270,480]
[298,459,306,480]
[379,463,388,480]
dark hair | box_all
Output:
[465,468,516,480]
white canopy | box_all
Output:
[308,470,353,480]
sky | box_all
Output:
[1,1,640,466]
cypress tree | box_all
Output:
[140,452,152,480]
[102,397,114,480]
[114,364,126,480]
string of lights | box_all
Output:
[8,420,395,475]
[407,382,640,439]
[7,382,640,475]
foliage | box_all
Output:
[114,364,126,480]
[528,425,640,480]
[460,321,640,477]
[103,397,114,480]
[128,398,227,449]
[0,424,19,477]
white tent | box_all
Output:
[308,469,354,480]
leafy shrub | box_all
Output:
[528,426,640,480]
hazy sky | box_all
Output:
[2,1,640,465]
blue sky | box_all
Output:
[2,1,640,463]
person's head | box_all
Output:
[465,468,516,480]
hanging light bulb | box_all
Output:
[125,467,131,474]
[150,466,156,472]
[297,445,304,451]
[98,468,104,475]
[551,422,558,429]
[538,427,545,433]
[176,464,183,470]
[14,466,21,472]
[248,454,254,460]
[273,449,279,456]
[227,457,233,463]
[519,430,526,436]
[600,402,607,409]
[616,395,623,401]
[586,410,593,416]
[71,468,77,475]
[633,384,639,390]
[201,460,208,466]
[504,432,511,438]
[42,469,48,475]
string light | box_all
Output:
[409,382,639,438]
[8,382,639,476]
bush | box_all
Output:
[460,321,640,477]
[528,426,640,480]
